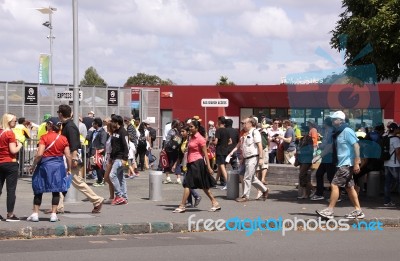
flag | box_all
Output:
[38,53,50,84]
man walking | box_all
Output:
[57,105,104,214]
[383,122,400,207]
[278,119,296,164]
[87,117,107,186]
[316,111,364,219]
[214,116,230,189]
[109,115,130,205]
[236,117,269,202]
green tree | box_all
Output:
[124,73,174,86]
[216,76,235,85]
[331,0,400,83]
[80,66,107,86]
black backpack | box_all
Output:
[148,127,157,142]
[137,132,147,150]
[380,135,400,161]
[165,129,182,152]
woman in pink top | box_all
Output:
[173,120,220,213]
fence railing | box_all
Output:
[17,139,87,178]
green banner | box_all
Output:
[39,54,50,84]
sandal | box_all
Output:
[172,206,186,213]
[209,205,221,212]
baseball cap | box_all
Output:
[388,122,398,131]
[143,119,150,125]
[208,120,214,126]
[43,113,52,121]
[331,111,346,120]
[307,119,316,124]
[46,117,61,125]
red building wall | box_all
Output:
[131,83,400,123]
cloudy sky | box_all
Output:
[0,0,344,86]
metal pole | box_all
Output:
[65,0,79,203]
[72,0,79,128]
[49,10,53,84]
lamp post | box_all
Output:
[36,6,57,84]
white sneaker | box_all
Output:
[255,190,263,200]
[27,213,39,222]
[50,213,58,222]
[221,185,227,190]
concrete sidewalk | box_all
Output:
[0,170,399,239]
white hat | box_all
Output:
[143,119,150,124]
[331,111,345,120]
[208,120,214,125]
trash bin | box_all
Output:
[227,170,239,200]
[367,171,380,198]
[149,171,163,201]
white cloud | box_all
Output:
[237,7,294,39]
[186,0,256,15]
[130,0,198,36]
[0,0,345,86]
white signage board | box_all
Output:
[201,98,229,107]
[55,91,83,101]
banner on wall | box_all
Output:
[108,90,118,106]
[38,53,50,84]
[24,86,38,105]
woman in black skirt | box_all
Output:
[173,120,220,213]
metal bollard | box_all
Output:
[367,171,380,197]
[149,171,163,201]
[64,168,79,203]
[64,185,79,203]
[227,170,240,200]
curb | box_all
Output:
[1,218,399,240]
[0,222,188,240]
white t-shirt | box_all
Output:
[384,135,400,167]
[267,128,284,151]
[241,128,261,158]
[163,123,172,141]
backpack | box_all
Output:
[380,135,400,161]
[252,130,268,150]
[165,129,182,152]
[137,133,147,150]
[148,127,157,142]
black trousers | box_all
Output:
[0,162,19,213]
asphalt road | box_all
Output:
[0,228,397,261]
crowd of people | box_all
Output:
[0,105,157,222]
[0,108,399,222]
[160,111,400,218]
